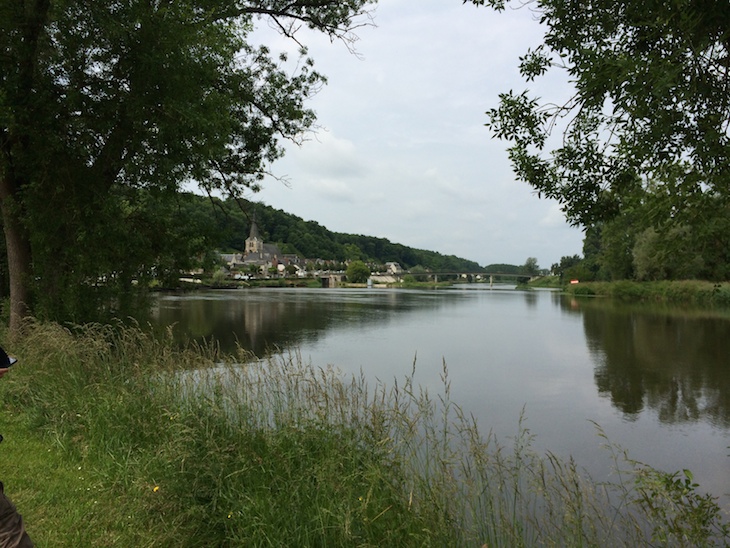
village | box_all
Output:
[216,216,405,286]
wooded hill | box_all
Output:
[201,195,483,272]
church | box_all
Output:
[243,215,283,269]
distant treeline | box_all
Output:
[196,195,483,272]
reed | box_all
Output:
[0,321,727,546]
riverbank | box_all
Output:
[563,280,730,306]
[2,322,727,546]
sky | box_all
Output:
[250,0,585,269]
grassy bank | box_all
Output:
[528,276,562,288]
[0,322,728,546]
[564,280,730,307]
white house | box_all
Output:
[385,262,403,275]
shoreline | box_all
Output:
[562,279,730,307]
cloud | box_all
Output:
[254,2,585,268]
[540,202,570,228]
[308,178,357,203]
[291,131,366,179]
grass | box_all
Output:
[0,408,161,546]
[0,321,728,546]
[398,280,455,289]
[527,276,562,289]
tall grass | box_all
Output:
[1,322,728,546]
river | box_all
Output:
[149,285,730,507]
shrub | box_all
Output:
[609,280,647,300]
[572,284,596,296]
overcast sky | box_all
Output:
[252,0,584,269]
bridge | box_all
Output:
[406,270,534,278]
[376,270,539,284]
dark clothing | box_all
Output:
[0,483,32,548]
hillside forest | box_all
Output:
[213,197,482,272]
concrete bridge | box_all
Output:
[324,270,541,287]
[383,271,539,284]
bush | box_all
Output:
[712,284,730,307]
[572,284,597,296]
[610,280,647,300]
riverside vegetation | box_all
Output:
[1,322,728,547]
[562,280,730,308]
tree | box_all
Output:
[343,243,364,261]
[0,0,375,332]
[471,0,730,231]
[552,254,580,276]
[522,257,540,276]
[632,225,704,281]
[409,265,429,282]
[31,189,223,321]
[346,260,370,283]
[598,215,638,281]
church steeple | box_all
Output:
[245,212,263,254]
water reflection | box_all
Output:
[153,289,730,428]
[149,287,730,506]
[152,289,471,357]
[523,291,538,308]
[562,297,730,427]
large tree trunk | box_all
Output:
[0,0,51,336]
[0,174,32,337]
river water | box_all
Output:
[149,285,730,506]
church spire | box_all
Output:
[245,211,263,254]
[248,211,261,240]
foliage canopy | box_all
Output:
[471,0,730,230]
[345,260,370,283]
[0,0,375,327]
[200,195,483,272]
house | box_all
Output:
[385,262,403,275]
[220,253,245,269]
